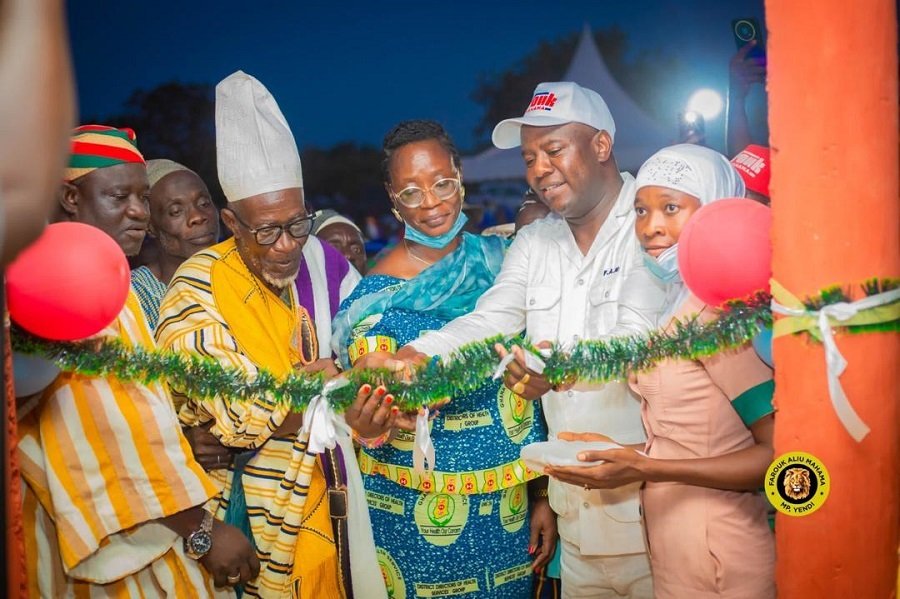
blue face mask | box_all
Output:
[404,211,468,249]
[642,244,680,283]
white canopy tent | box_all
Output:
[462,25,673,183]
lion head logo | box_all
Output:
[783,467,811,500]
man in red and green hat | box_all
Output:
[15,125,258,596]
[59,125,150,256]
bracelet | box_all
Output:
[353,429,391,449]
[530,488,549,499]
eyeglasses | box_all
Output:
[390,175,462,208]
[226,209,315,246]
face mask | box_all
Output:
[642,244,680,283]
[404,211,468,249]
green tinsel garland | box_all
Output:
[542,290,774,384]
[10,280,898,414]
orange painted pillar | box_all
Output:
[766,1,899,597]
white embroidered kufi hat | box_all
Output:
[215,70,303,202]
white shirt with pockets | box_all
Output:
[411,172,665,556]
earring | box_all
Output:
[391,207,403,222]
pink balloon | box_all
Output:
[7,222,130,340]
[678,198,772,306]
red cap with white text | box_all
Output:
[730,144,770,197]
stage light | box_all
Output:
[687,89,724,120]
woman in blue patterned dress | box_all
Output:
[333,120,555,598]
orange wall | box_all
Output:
[766,1,899,597]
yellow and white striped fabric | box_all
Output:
[16,291,227,597]
[155,239,338,598]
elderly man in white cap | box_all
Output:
[156,71,386,599]
[312,209,368,274]
[386,82,664,597]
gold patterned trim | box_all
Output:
[358,450,540,495]
[348,335,398,365]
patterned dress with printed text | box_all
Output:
[342,269,548,599]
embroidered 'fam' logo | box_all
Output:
[527,92,557,112]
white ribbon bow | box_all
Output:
[301,377,351,454]
[413,407,435,475]
[771,288,900,442]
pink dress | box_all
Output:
[632,294,775,598]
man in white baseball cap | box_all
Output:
[400,81,663,597]
[492,81,617,148]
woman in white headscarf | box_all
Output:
[548,144,775,599]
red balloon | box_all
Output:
[678,198,772,306]
[6,222,130,340]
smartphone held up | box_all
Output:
[732,17,766,65]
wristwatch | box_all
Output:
[184,509,215,560]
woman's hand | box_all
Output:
[528,495,557,571]
[545,445,649,490]
[349,346,446,431]
[344,384,397,439]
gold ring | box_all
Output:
[512,381,526,395]
[227,574,241,584]
[521,373,531,385]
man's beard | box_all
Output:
[262,271,298,290]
